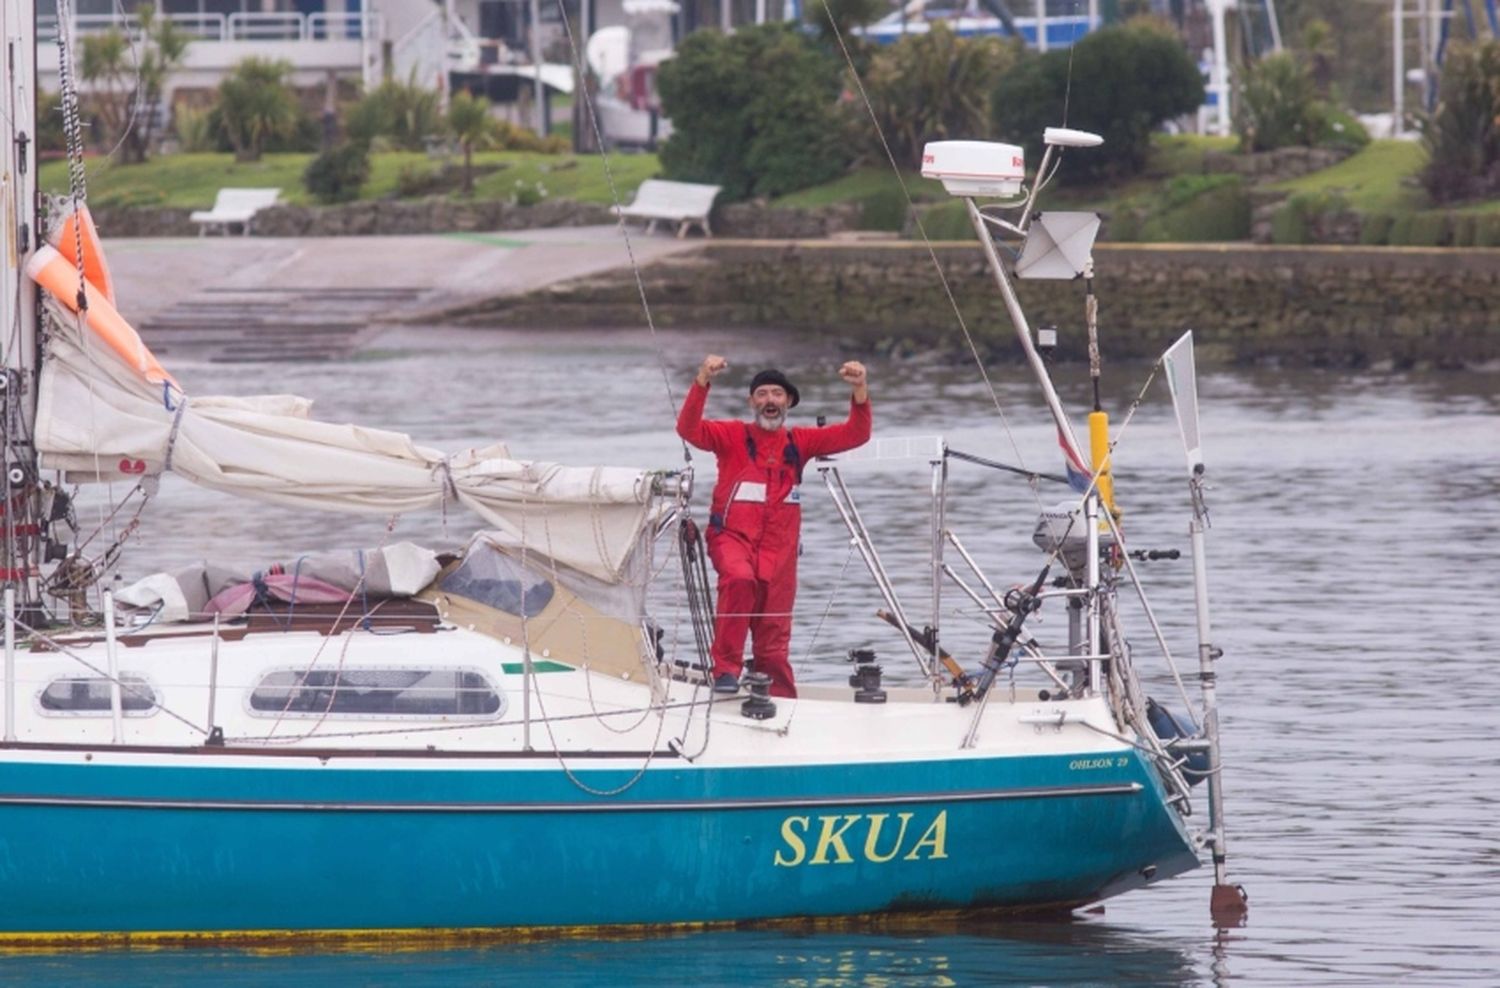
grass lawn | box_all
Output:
[1272,139,1428,212]
[772,167,946,208]
[40,150,662,209]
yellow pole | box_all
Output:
[1089,409,1117,518]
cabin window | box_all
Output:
[39,675,157,715]
[248,668,505,718]
[440,546,555,618]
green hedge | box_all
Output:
[1356,210,1500,245]
[910,200,974,241]
[857,187,909,231]
[1138,175,1250,242]
[1270,191,1347,244]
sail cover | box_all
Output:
[33,299,656,582]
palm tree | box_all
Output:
[130,4,191,162]
[78,4,190,162]
[446,90,500,195]
[216,58,299,162]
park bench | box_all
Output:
[190,188,281,236]
[613,179,722,238]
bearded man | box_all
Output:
[676,354,872,698]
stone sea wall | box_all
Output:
[441,241,1500,369]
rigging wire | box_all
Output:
[819,7,1044,507]
[549,0,689,458]
[50,0,118,619]
[259,516,401,743]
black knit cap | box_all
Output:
[748,369,799,407]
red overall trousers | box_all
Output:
[677,381,872,697]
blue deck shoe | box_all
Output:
[712,672,740,694]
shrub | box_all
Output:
[857,186,907,231]
[1359,213,1394,245]
[909,200,973,241]
[1269,191,1344,244]
[511,179,547,207]
[1137,175,1250,241]
[1421,39,1500,203]
[492,119,568,153]
[36,91,66,154]
[1386,213,1414,245]
[1315,107,1370,152]
[346,77,444,152]
[396,164,442,198]
[1238,51,1323,151]
[1103,208,1142,242]
[1476,214,1500,247]
[215,58,299,162]
[173,104,215,152]
[863,25,1022,169]
[1450,214,1477,247]
[992,19,1203,183]
[303,142,370,203]
[1403,212,1450,246]
[657,24,848,201]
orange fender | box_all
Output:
[25,245,175,387]
[49,203,116,307]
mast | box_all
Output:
[1,0,41,612]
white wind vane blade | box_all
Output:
[1162,331,1203,474]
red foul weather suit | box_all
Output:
[676,380,872,698]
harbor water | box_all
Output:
[11,325,1497,986]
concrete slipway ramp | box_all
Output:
[104,228,701,362]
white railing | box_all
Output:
[226,12,304,41]
[308,13,370,41]
[39,11,378,44]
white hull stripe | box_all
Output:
[0,782,1141,813]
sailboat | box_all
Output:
[0,3,1246,946]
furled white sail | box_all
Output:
[34,300,656,582]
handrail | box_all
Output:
[38,11,378,44]
[308,12,370,41]
[228,12,307,42]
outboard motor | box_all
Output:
[1146,697,1210,787]
[1031,500,1116,575]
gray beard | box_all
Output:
[755,411,784,431]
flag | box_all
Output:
[1059,427,1092,494]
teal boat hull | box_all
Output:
[0,749,1198,938]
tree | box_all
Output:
[864,24,1022,169]
[1276,0,1403,112]
[215,58,300,163]
[345,76,444,152]
[1421,39,1500,204]
[78,4,189,163]
[446,90,501,195]
[803,0,885,74]
[1237,51,1322,151]
[992,19,1203,183]
[657,24,848,201]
